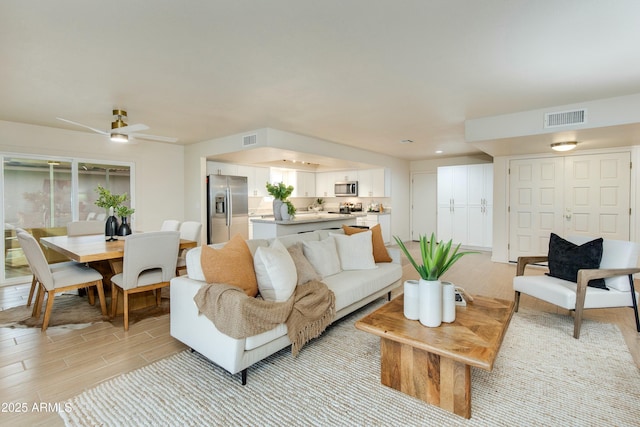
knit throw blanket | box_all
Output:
[193,280,336,356]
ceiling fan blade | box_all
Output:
[110,123,149,135]
[132,133,179,143]
[56,117,109,135]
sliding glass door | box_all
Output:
[1,155,133,285]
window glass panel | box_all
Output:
[78,162,132,220]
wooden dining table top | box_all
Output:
[40,234,197,263]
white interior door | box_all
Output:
[412,172,437,241]
[509,152,631,261]
[509,157,565,261]
[564,152,630,240]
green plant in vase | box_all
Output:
[94,185,129,240]
[266,182,294,220]
[116,205,135,236]
[393,232,477,327]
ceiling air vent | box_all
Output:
[242,134,258,147]
[544,109,587,128]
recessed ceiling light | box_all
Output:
[550,141,578,152]
[400,139,414,144]
[435,150,443,154]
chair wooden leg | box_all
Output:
[26,275,37,307]
[123,290,130,331]
[41,290,56,332]
[110,283,119,318]
[514,291,521,312]
[156,289,162,306]
[95,280,107,316]
[87,287,95,305]
[32,285,44,318]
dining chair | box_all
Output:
[110,231,180,331]
[67,220,104,236]
[160,220,181,231]
[176,221,202,275]
[15,228,77,307]
[17,231,107,332]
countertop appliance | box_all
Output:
[207,174,249,244]
[335,181,358,197]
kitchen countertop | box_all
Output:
[251,213,357,225]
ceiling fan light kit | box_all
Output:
[550,141,578,152]
[56,109,178,143]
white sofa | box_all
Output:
[170,229,403,384]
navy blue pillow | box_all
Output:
[547,233,607,290]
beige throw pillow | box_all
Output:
[302,237,342,278]
[287,242,321,285]
[331,231,377,270]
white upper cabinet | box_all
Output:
[315,172,332,198]
[237,165,270,197]
[292,171,316,197]
[358,168,389,197]
[207,161,238,176]
[334,170,357,182]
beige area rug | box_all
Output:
[0,292,169,330]
[60,301,640,427]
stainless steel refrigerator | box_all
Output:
[207,174,249,244]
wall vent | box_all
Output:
[242,134,258,147]
[544,109,587,128]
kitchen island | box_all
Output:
[251,213,358,239]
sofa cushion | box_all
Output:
[322,263,402,312]
[342,224,392,263]
[547,233,606,290]
[331,231,377,270]
[187,239,268,281]
[200,234,258,297]
[303,237,342,278]
[287,242,321,285]
[254,239,297,301]
[274,231,320,248]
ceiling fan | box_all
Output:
[57,109,178,143]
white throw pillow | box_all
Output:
[302,237,342,278]
[253,239,297,301]
[331,231,377,270]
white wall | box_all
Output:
[0,120,185,231]
[185,128,411,241]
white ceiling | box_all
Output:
[2,0,640,162]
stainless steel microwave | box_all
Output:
[335,181,358,197]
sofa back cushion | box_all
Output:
[287,242,321,285]
[303,236,342,278]
[273,231,320,248]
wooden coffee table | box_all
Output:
[355,295,514,418]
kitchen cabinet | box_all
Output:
[292,171,316,197]
[207,161,238,176]
[237,165,270,197]
[357,213,391,244]
[437,164,493,248]
[315,172,334,198]
[334,170,357,182]
[358,168,389,197]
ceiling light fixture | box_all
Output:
[110,109,129,143]
[550,141,578,152]
[400,139,414,144]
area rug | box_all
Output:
[60,302,640,426]
[0,293,169,330]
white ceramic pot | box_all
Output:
[403,280,420,320]
[273,199,284,220]
[418,278,442,327]
[442,281,456,323]
[280,203,291,220]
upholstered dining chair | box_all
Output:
[160,219,181,231]
[15,228,77,308]
[110,231,180,331]
[176,221,202,275]
[17,231,107,331]
[513,234,640,339]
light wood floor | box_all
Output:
[1,246,639,426]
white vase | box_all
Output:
[403,280,420,320]
[273,199,283,220]
[280,203,291,220]
[418,278,442,327]
[442,281,456,323]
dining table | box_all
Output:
[40,233,198,314]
